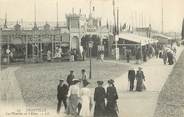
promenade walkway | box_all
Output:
[0,46,183,117]
[108,46,184,117]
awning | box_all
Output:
[152,34,173,40]
[119,33,158,46]
[61,42,69,47]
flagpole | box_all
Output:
[161,0,164,33]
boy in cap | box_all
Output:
[81,69,87,81]
[94,81,106,117]
[67,70,75,86]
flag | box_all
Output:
[182,18,184,40]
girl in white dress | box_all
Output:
[79,80,92,117]
[67,79,81,116]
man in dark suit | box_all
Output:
[128,68,136,91]
[66,70,74,86]
[57,80,69,114]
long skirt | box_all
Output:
[80,96,90,117]
[94,101,106,117]
[67,94,79,115]
[136,79,144,91]
[106,101,118,117]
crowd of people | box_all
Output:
[57,69,119,117]
[47,48,86,62]
[160,47,177,65]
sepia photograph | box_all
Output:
[0,0,184,117]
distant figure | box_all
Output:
[162,50,167,65]
[81,69,87,81]
[100,51,104,62]
[94,81,106,117]
[82,50,86,61]
[9,51,14,62]
[136,67,146,92]
[143,49,147,62]
[126,50,130,63]
[79,80,92,117]
[128,68,136,91]
[167,51,174,65]
[47,50,51,62]
[106,79,119,117]
[135,48,141,64]
[155,48,159,58]
[67,70,75,86]
[66,79,81,116]
[57,80,69,113]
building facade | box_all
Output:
[0,12,112,63]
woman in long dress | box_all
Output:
[79,80,92,117]
[94,81,106,117]
[106,79,119,117]
[66,79,81,116]
[136,67,145,91]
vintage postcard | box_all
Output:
[0,0,184,117]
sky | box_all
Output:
[0,0,183,32]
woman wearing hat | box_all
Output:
[66,79,81,116]
[94,81,106,117]
[106,79,118,117]
[136,67,145,91]
[79,80,92,117]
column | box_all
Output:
[32,35,34,63]
[40,36,43,62]
[140,42,143,63]
[51,35,54,58]
[7,35,10,64]
[25,35,28,63]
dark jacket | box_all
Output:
[57,84,69,99]
[94,86,106,103]
[106,86,118,102]
[128,70,135,81]
[66,74,74,85]
[136,71,145,80]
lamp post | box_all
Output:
[89,40,93,79]
[115,35,119,60]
